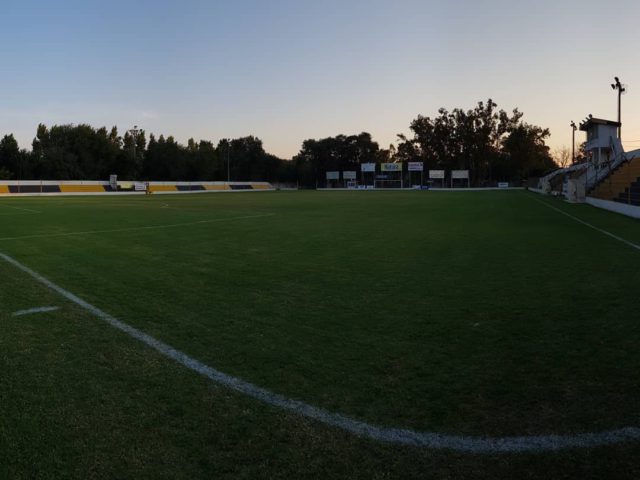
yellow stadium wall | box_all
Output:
[59,185,106,193]
[0,181,274,196]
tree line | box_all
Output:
[0,124,296,184]
[0,99,557,186]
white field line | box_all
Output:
[51,201,178,208]
[531,196,640,251]
[0,205,40,214]
[1,252,639,453]
[0,213,275,242]
[12,306,59,317]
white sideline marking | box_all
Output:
[0,213,275,242]
[1,251,639,453]
[531,196,640,251]
[12,306,59,317]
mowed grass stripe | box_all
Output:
[0,213,275,242]
[0,260,416,479]
[3,249,640,453]
[0,191,639,439]
[529,194,640,251]
[2,190,640,477]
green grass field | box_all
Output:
[1,190,640,478]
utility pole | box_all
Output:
[570,121,577,163]
[611,77,625,139]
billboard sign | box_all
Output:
[429,170,445,179]
[381,163,402,172]
[343,171,357,180]
[326,171,340,180]
[360,163,376,172]
[408,162,423,172]
[451,170,469,179]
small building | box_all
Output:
[579,117,622,166]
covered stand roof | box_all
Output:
[579,117,621,131]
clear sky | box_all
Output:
[2,0,640,158]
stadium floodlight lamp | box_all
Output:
[128,125,140,159]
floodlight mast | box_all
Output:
[128,125,140,161]
[611,76,625,139]
[570,121,577,163]
[226,140,231,183]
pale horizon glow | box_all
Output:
[2,0,640,159]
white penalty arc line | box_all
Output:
[0,213,275,242]
[530,196,640,251]
[1,251,639,453]
[12,306,60,317]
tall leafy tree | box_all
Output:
[398,99,550,185]
[0,135,21,179]
[501,123,555,180]
[293,132,381,187]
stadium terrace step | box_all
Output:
[590,157,640,201]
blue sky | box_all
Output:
[2,0,640,158]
